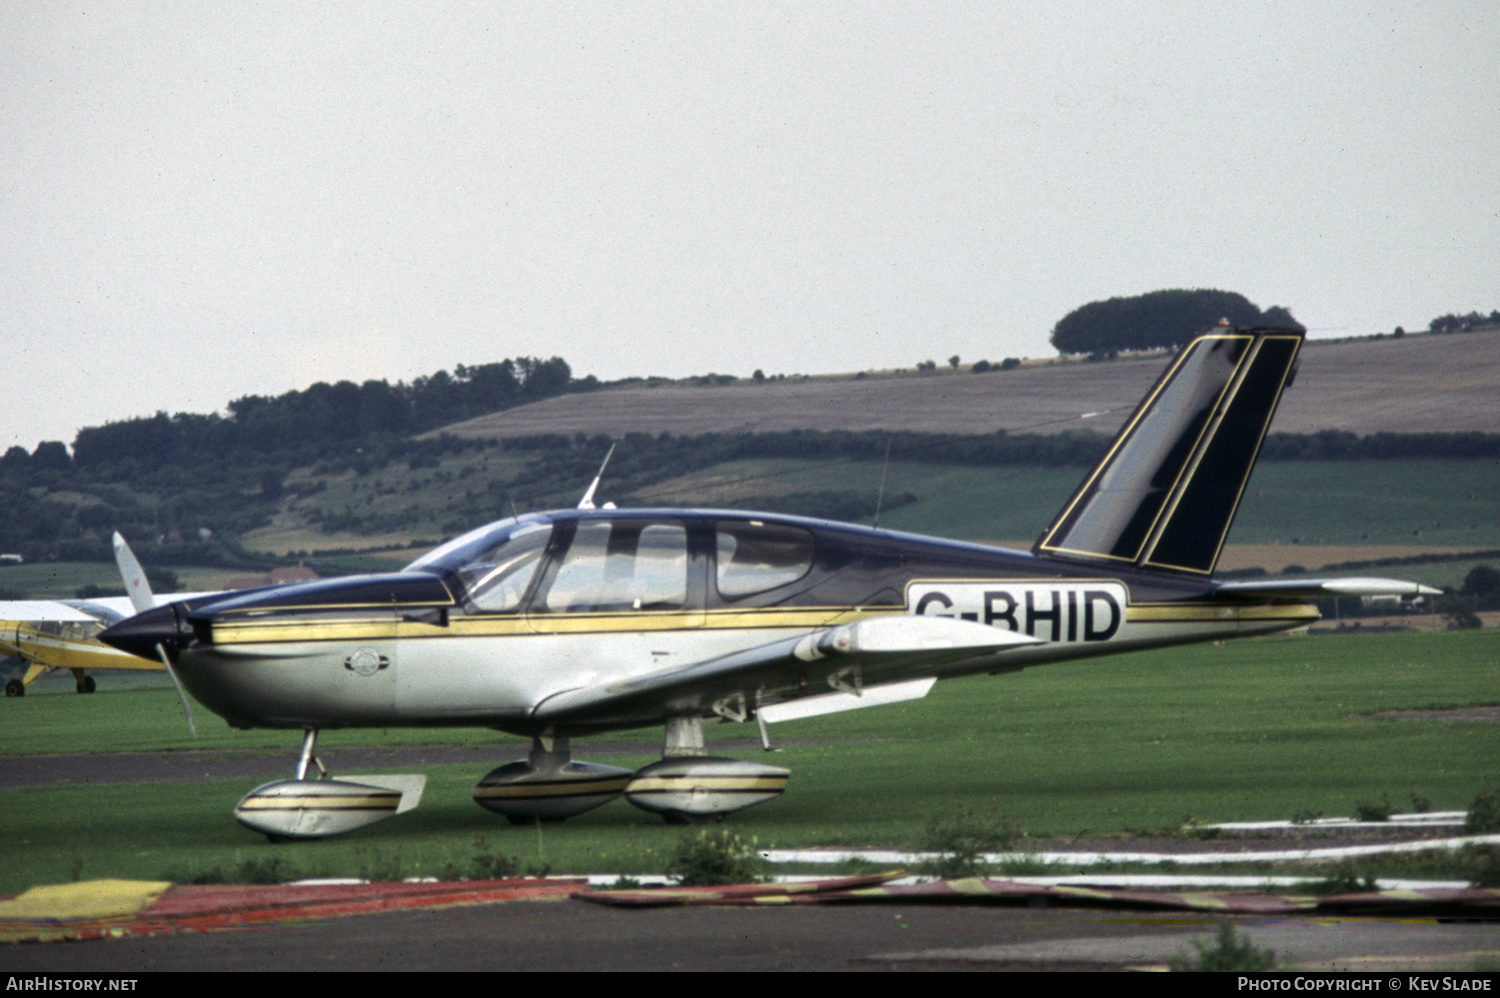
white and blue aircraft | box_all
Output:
[99,327,1435,840]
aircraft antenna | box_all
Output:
[872,437,893,529]
[577,443,616,510]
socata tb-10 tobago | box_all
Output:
[101,327,1433,840]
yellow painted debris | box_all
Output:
[0,879,172,921]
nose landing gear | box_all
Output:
[234,729,426,842]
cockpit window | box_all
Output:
[403,518,554,613]
[457,523,554,612]
[538,520,688,613]
[715,520,815,599]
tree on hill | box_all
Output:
[70,356,583,469]
[1428,309,1500,334]
[1050,289,1303,357]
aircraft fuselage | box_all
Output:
[102,508,1316,735]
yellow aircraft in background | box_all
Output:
[0,534,209,697]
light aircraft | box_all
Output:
[0,534,207,698]
[99,327,1436,840]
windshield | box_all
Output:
[404,517,555,612]
[403,515,549,576]
[458,523,554,611]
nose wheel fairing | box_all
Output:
[235,729,426,841]
[235,778,410,840]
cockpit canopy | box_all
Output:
[403,513,820,613]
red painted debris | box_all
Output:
[577,872,903,907]
[2,878,586,944]
[580,878,1500,915]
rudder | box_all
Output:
[1034,327,1303,575]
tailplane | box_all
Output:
[1035,327,1303,575]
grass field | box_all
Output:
[637,455,1500,552]
[1,629,1496,894]
[0,562,253,600]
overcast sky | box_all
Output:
[3,2,1496,452]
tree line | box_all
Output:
[1427,309,1500,334]
[49,356,585,471]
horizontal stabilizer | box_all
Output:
[1215,577,1440,600]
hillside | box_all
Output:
[0,330,1493,596]
[431,332,1500,441]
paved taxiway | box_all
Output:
[3,901,1497,971]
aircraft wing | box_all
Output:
[0,601,103,623]
[0,593,221,625]
[533,614,1042,727]
[1214,577,1440,600]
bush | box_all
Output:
[666,828,764,886]
[1171,922,1276,972]
[918,811,1017,880]
[1306,862,1379,895]
[1355,794,1392,822]
[1466,787,1500,834]
[440,836,521,881]
[169,856,312,884]
[1460,845,1500,887]
[1448,610,1483,630]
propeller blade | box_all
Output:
[156,642,197,737]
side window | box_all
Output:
[716,520,815,599]
[540,520,689,613]
[459,523,553,612]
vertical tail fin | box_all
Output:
[1035,327,1303,575]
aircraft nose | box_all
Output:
[98,603,186,661]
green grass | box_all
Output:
[0,562,253,600]
[1231,459,1500,547]
[1,630,1497,893]
[628,456,1500,547]
[240,448,1500,555]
